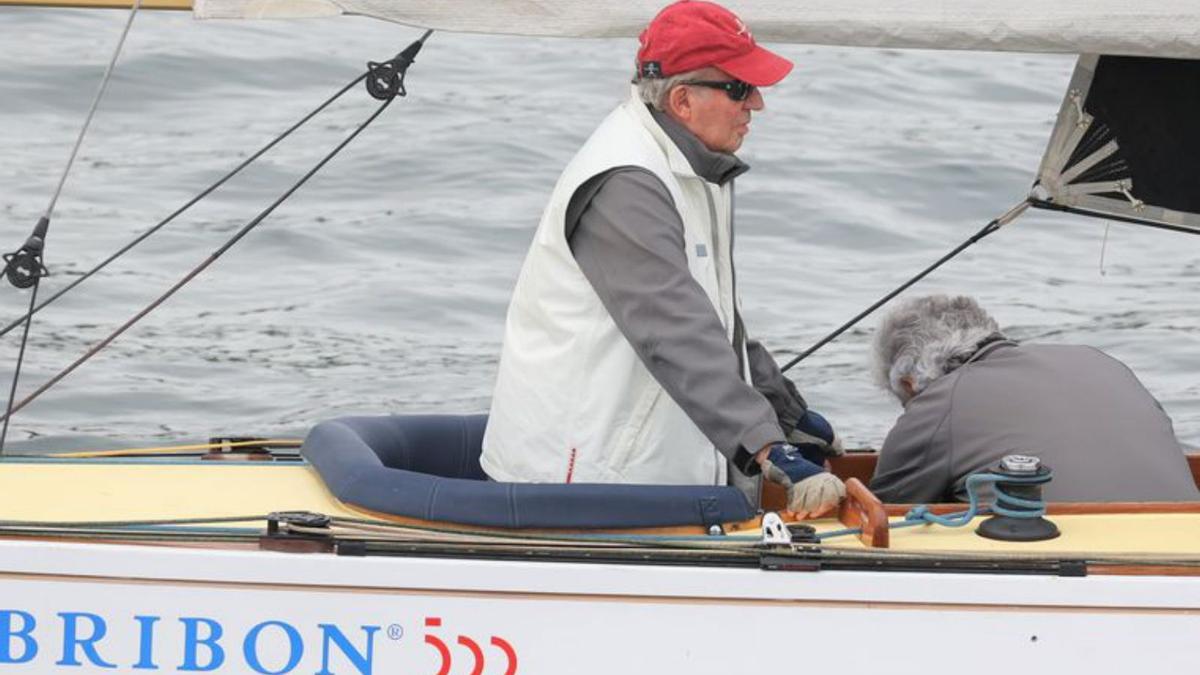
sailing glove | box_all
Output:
[761,442,846,518]
[787,409,845,464]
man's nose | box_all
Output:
[745,87,765,111]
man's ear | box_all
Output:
[665,84,692,122]
[900,376,918,400]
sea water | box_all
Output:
[0,9,1197,452]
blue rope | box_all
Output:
[817,470,1048,541]
[990,484,1050,517]
[815,526,862,540]
[814,517,937,541]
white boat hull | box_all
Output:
[1,539,1197,673]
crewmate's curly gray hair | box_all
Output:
[635,69,708,111]
[872,295,1002,402]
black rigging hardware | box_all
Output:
[365,34,427,100]
[0,30,434,445]
[0,216,52,455]
[1,217,50,291]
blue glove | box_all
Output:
[760,442,846,516]
[787,409,843,465]
[761,443,825,484]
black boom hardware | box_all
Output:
[1,217,50,290]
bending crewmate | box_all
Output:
[870,294,1200,503]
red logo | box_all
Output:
[424,616,517,675]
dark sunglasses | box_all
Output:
[683,79,756,102]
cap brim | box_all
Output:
[716,45,794,86]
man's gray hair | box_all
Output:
[636,69,707,111]
[872,295,1002,400]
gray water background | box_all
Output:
[0,8,1197,452]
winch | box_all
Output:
[975,454,1060,542]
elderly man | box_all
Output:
[870,295,1199,503]
[481,1,845,516]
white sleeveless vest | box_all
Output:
[481,89,747,485]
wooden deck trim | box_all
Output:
[837,478,888,548]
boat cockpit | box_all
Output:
[299,413,1200,550]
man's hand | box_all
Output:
[787,409,844,465]
[786,473,846,518]
[758,442,847,518]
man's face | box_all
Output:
[665,67,766,153]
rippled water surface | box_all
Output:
[1,8,1198,452]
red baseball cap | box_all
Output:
[636,1,793,86]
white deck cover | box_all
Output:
[193,0,1200,59]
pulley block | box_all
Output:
[2,245,48,289]
[365,59,406,100]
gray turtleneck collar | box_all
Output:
[649,106,750,186]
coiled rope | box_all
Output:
[818,470,1050,540]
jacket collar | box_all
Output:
[625,86,749,185]
[649,108,749,185]
[948,334,1018,371]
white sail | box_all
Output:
[192,0,1200,58]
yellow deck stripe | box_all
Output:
[0,0,191,10]
[0,462,1197,557]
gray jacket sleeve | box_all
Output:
[567,168,785,468]
[745,337,808,436]
[869,380,957,504]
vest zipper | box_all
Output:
[725,183,740,487]
[703,182,738,486]
[729,183,746,378]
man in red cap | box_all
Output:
[483,1,845,518]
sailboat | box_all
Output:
[0,1,1199,673]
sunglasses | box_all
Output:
[683,79,756,102]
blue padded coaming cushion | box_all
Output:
[301,414,755,529]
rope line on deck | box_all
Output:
[818,471,1048,540]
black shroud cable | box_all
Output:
[0,72,370,342]
[780,199,1030,373]
[0,31,433,435]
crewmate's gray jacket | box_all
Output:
[871,341,1200,503]
[564,107,806,476]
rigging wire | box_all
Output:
[779,198,1031,373]
[0,29,432,445]
[43,0,143,221]
[0,71,371,341]
[1099,221,1111,275]
[0,98,397,426]
[0,0,144,454]
[0,284,40,456]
